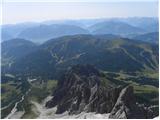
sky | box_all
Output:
[1,0,159,24]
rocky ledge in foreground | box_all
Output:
[46,64,158,119]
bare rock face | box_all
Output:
[45,65,158,118]
[46,64,122,114]
[109,86,157,119]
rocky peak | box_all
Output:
[67,64,100,77]
[56,64,101,91]
[109,86,157,119]
[45,65,158,118]
[46,64,121,114]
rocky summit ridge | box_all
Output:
[46,64,158,119]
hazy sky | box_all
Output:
[1,0,159,24]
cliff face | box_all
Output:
[46,65,122,114]
[109,86,156,119]
[45,65,158,119]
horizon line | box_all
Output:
[2,16,159,25]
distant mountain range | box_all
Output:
[89,20,144,35]
[2,34,158,79]
[1,22,40,41]
[133,32,159,44]
[117,17,159,32]
[1,17,158,43]
[1,18,159,119]
[17,24,89,43]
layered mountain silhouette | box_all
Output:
[133,32,159,44]
[89,21,144,35]
[17,24,89,43]
[1,17,158,43]
[1,22,40,41]
[2,34,158,78]
[118,17,158,32]
[1,17,159,119]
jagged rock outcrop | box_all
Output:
[109,86,158,119]
[46,65,158,119]
[46,64,122,114]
